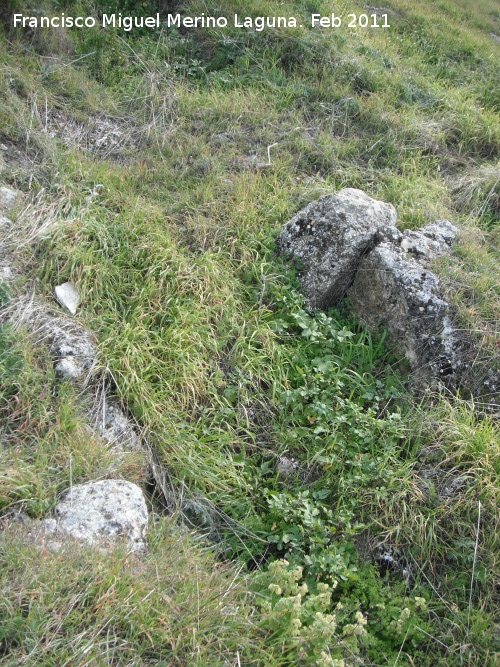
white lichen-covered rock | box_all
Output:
[277,188,397,309]
[54,281,80,315]
[96,401,141,451]
[348,241,464,385]
[54,356,86,381]
[400,220,458,262]
[42,480,148,552]
[0,185,19,211]
[45,316,97,381]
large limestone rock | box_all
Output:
[348,241,463,385]
[277,188,397,309]
[347,219,462,385]
[278,188,468,388]
[42,480,148,552]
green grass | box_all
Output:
[1,0,499,664]
[0,519,258,666]
[0,321,142,517]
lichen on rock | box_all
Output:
[277,188,397,309]
[278,188,467,389]
[41,479,149,553]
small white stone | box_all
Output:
[0,215,12,227]
[54,282,80,315]
[276,455,299,478]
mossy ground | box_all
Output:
[0,1,498,664]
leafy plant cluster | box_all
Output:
[250,285,405,523]
[207,286,434,663]
[255,557,433,666]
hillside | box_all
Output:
[0,1,499,665]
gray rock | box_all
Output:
[55,356,85,381]
[0,185,19,211]
[348,241,463,385]
[50,324,95,361]
[43,480,148,552]
[96,401,141,451]
[0,215,11,227]
[54,281,80,315]
[276,455,299,478]
[278,189,469,389]
[375,225,403,245]
[400,220,458,263]
[6,295,97,381]
[44,316,97,381]
[277,188,397,309]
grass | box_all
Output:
[0,519,257,666]
[0,0,499,664]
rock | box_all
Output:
[96,401,141,451]
[54,281,80,315]
[375,225,403,245]
[278,189,468,389]
[7,294,97,379]
[277,188,397,309]
[0,185,19,211]
[276,455,299,478]
[400,220,458,262]
[347,241,464,386]
[0,215,11,227]
[42,480,148,552]
[50,321,95,361]
[44,316,97,381]
[55,356,85,381]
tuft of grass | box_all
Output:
[374,399,499,665]
[450,161,500,228]
[0,518,258,666]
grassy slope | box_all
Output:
[0,0,499,665]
